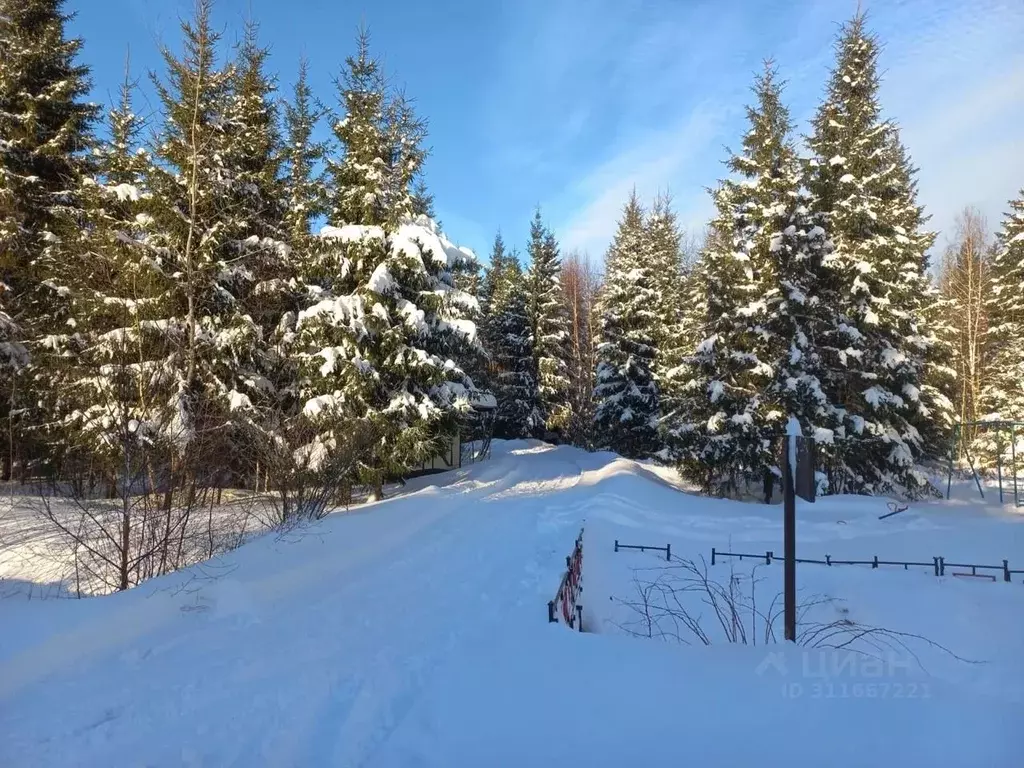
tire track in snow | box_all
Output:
[0,446,591,767]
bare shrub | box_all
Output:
[614,555,975,669]
[240,413,378,526]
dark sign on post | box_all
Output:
[795,437,817,503]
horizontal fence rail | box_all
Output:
[614,540,671,561]
[711,547,1021,583]
[548,528,585,631]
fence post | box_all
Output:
[614,539,619,553]
[665,543,671,561]
[783,429,797,643]
[872,555,878,569]
[711,547,716,566]
[933,557,940,576]
[825,554,831,566]
[997,455,1004,505]
[576,604,583,632]
[939,557,945,576]
[1004,560,1011,583]
[548,600,556,623]
[766,551,772,565]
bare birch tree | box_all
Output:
[939,207,992,445]
[561,250,601,448]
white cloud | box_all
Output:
[555,0,1024,260]
[558,103,729,256]
[881,4,1024,246]
[479,0,1024,262]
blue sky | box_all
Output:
[69,0,1024,265]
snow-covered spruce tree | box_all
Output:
[525,210,570,438]
[479,231,510,322]
[646,193,685,380]
[145,0,258,493]
[382,89,428,225]
[672,64,838,494]
[327,28,388,228]
[42,66,174,483]
[483,246,542,438]
[807,14,943,496]
[410,177,435,220]
[668,187,753,492]
[272,58,331,483]
[661,232,712,455]
[38,69,198,588]
[884,130,955,463]
[281,57,329,243]
[215,19,308,491]
[0,0,97,479]
[296,31,485,496]
[592,192,660,458]
[976,190,1024,464]
[645,193,696,451]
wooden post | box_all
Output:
[997,449,1004,504]
[665,543,671,561]
[1011,424,1019,508]
[711,547,716,566]
[783,434,797,643]
[946,423,957,500]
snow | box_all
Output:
[111,183,141,202]
[786,414,802,484]
[1,441,1022,766]
[367,262,397,295]
[319,223,386,243]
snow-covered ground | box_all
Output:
[1,440,1022,766]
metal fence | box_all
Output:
[710,547,1023,583]
[614,539,671,560]
[548,528,585,630]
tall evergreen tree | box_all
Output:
[645,193,696,448]
[382,89,428,224]
[480,231,511,320]
[976,190,1024,464]
[483,246,541,438]
[645,194,684,379]
[281,57,329,243]
[222,18,291,331]
[216,18,302,484]
[884,129,955,461]
[807,14,943,496]
[146,0,253,462]
[327,28,388,227]
[673,64,838,493]
[593,192,660,458]
[296,30,482,495]
[525,209,570,437]
[0,0,97,478]
[45,65,174,486]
